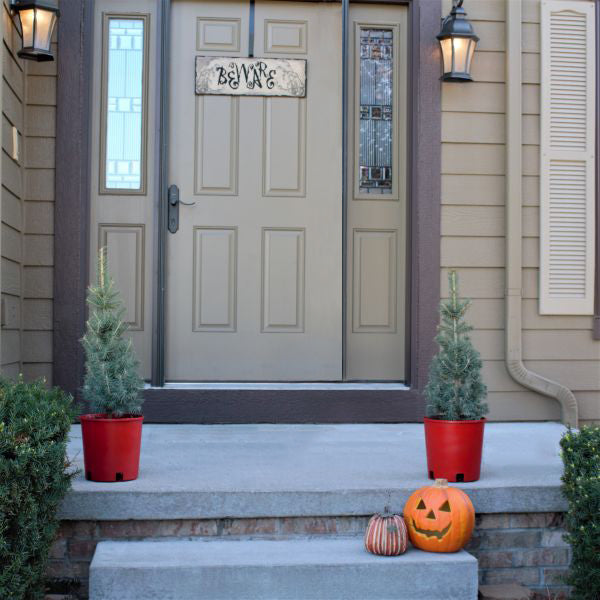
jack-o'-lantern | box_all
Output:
[403,478,474,552]
[364,512,408,556]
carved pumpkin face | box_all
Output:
[403,479,474,553]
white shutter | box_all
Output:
[540,0,596,315]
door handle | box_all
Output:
[167,185,195,233]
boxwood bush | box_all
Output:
[560,426,600,600]
[0,378,75,600]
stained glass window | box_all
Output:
[359,29,393,194]
[104,18,145,191]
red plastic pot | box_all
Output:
[80,414,143,482]
[424,417,485,483]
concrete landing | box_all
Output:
[60,422,567,520]
[89,537,478,600]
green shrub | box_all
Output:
[560,426,600,600]
[0,377,76,600]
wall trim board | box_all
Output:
[54,0,94,397]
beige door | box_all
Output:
[346,4,407,380]
[166,0,343,381]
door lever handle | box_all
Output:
[167,184,195,233]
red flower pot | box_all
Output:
[80,414,143,482]
[424,417,485,483]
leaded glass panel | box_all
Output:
[359,28,393,194]
[104,18,145,191]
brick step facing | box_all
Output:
[89,536,478,600]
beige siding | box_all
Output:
[1,1,24,377]
[22,28,57,384]
[0,1,56,383]
[441,0,600,421]
[0,0,596,421]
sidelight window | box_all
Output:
[358,28,393,194]
[100,16,148,194]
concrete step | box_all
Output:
[90,537,478,600]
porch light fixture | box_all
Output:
[437,0,479,82]
[11,0,59,62]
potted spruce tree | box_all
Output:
[424,270,488,483]
[79,249,144,482]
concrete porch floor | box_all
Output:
[60,423,567,520]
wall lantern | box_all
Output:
[10,0,59,62]
[437,0,479,82]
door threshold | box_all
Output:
[147,382,410,391]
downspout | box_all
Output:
[504,0,578,426]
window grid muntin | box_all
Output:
[100,15,149,194]
[358,28,393,194]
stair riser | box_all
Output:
[91,563,478,600]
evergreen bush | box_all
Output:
[0,377,75,600]
[425,270,488,421]
[560,426,600,599]
[81,249,144,417]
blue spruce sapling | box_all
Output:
[425,270,488,421]
[81,249,143,417]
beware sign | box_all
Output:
[195,56,307,98]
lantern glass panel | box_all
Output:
[451,36,470,74]
[465,39,476,74]
[359,28,393,194]
[33,8,57,51]
[104,18,145,191]
[440,38,453,73]
[19,8,35,47]
[35,8,56,51]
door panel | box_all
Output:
[346,4,407,380]
[195,96,239,195]
[89,0,158,379]
[261,228,305,332]
[192,227,237,332]
[166,0,343,381]
[352,228,398,333]
[262,98,306,196]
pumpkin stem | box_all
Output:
[434,478,448,488]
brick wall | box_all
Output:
[467,513,570,599]
[45,513,570,599]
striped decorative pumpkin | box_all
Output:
[364,513,408,556]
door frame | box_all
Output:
[55,0,441,422]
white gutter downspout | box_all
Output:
[505,0,578,426]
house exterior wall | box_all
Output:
[0,0,597,423]
[441,0,600,424]
[0,0,57,384]
[1,1,25,379]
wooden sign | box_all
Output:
[195,57,306,97]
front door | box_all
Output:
[166,0,343,381]
[165,0,406,382]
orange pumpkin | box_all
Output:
[364,513,408,556]
[403,478,474,553]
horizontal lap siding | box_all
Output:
[440,0,600,422]
[22,28,57,384]
[0,0,57,384]
[1,1,23,377]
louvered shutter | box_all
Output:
[540,0,596,315]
